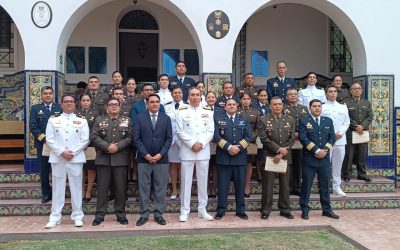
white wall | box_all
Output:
[246,3,329,85]
[65,0,198,84]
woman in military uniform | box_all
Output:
[238,93,260,197]
[205,91,218,198]
[75,93,99,202]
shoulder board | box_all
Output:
[51,112,61,117]
[165,101,173,105]
[203,106,211,110]
[179,106,189,110]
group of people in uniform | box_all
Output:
[29,60,373,228]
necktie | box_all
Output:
[91,92,96,98]
[230,116,234,124]
[179,78,183,84]
[315,117,319,126]
[261,105,266,115]
[46,105,51,112]
[151,113,157,129]
[129,95,134,103]
[210,106,214,111]
[280,78,284,84]
[175,102,180,110]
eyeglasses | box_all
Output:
[107,103,120,107]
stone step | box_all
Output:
[0,177,394,200]
[1,191,399,216]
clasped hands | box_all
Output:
[61,150,74,161]
[191,142,204,153]
[355,125,364,135]
[144,153,162,164]
[107,143,119,154]
[315,149,328,159]
[273,147,289,163]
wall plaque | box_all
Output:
[31,1,52,28]
[206,10,230,39]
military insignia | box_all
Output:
[170,82,177,86]
[119,122,128,127]
[201,114,209,118]
[306,122,313,129]
[38,110,44,115]
[219,101,225,107]
[54,112,61,116]
[221,129,224,135]
[239,121,245,125]
[239,90,244,93]
[73,121,81,125]
[253,92,258,95]
[273,82,278,88]
[287,83,291,88]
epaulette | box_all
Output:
[165,101,173,105]
[179,105,189,110]
[51,112,61,118]
[203,106,211,110]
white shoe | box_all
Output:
[75,219,84,227]
[198,211,214,221]
[333,188,346,197]
[179,214,188,222]
[171,193,179,200]
[44,220,61,229]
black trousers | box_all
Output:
[217,164,246,214]
[36,145,52,198]
[342,141,368,178]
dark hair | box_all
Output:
[40,86,53,94]
[79,93,91,102]
[195,81,205,87]
[269,96,282,103]
[112,70,122,77]
[306,72,317,78]
[88,75,99,81]
[222,81,233,89]
[276,60,287,66]
[331,75,342,82]
[171,86,183,92]
[158,74,169,80]
[309,99,322,107]
[244,73,254,78]
[324,84,336,93]
[175,60,186,67]
[146,93,160,102]
[224,98,237,106]
[76,81,87,89]
[188,87,201,95]
[206,91,216,98]
[112,86,124,95]
[126,77,136,83]
[61,94,76,103]
[107,97,120,105]
[257,88,267,95]
[141,83,154,92]
[240,92,251,99]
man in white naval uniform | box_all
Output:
[157,74,173,105]
[298,72,327,108]
[176,88,214,222]
[44,95,89,228]
[322,85,350,197]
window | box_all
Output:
[66,46,85,74]
[119,10,158,30]
[330,20,352,73]
[0,7,14,68]
[184,49,199,76]
[89,47,107,74]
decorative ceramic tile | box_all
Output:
[0,71,25,120]
[202,73,231,97]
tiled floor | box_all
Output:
[1,209,399,249]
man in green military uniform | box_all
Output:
[234,73,259,103]
[283,89,309,195]
[112,87,131,117]
[91,97,133,226]
[257,97,295,220]
[85,76,109,115]
[342,82,373,182]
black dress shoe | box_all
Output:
[41,196,52,204]
[208,194,217,199]
[117,217,129,225]
[92,217,104,226]
[244,193,251,198]
[322,211,340,219]
[155,216,167,225]
[343,177,351,182]
[261,213,270,220]
[215,212,225,220]
[136,217,148,226]
[280,212,294,219]
[236,212,248,220]
[357,176,372,182]
[301,212,309,220]
[83,197,91,203]
[290,190,301,196]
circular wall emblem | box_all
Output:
[31,1,52,28]
[206,10,230,39]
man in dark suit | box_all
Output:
[29,86,62,203]
[266,61,296,103]
[134,94,173,226]
[168,61,195,102]
[213,98,252,220]
[91,97,133,226]
[298,99,339,220]
[130,83,165,126]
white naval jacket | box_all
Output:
[165,101,188,146]
[176,105,214,161]
[322,100,350,146]
[46,112,90,163]
[298,85,327,107]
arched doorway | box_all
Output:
[118,10,159,84]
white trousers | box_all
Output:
[330,145,345,190]
[49,162,84,222]
[180,160,209,215]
